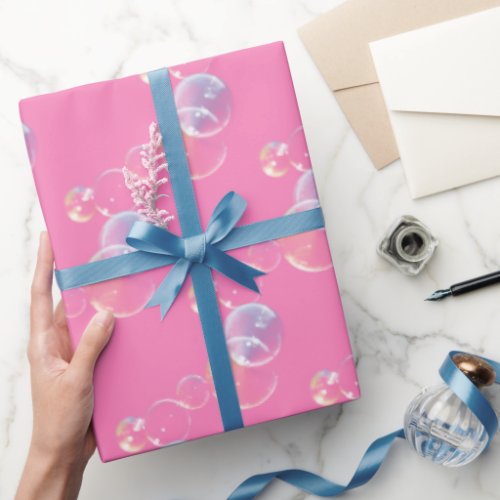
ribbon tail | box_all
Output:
[205,246,264,292]
[145,259,192,319]
[227,429,405,500]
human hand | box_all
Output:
[16,232,115,500]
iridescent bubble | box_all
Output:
[85,245,154,318]
[177,375,210,410]
[175,73,231,138]
[215,275,263,309]
[246,241,281,273]
[187,285,198,314]
[100,211,143,248]
[94,169,132,216]
[288,127,311,172]
[294,170,318,203]
[225,303,282,367]
[145,399,191,447]
[64,186,96,223]
[280,199,333,272]
[339,355,359,400]
[22,124,36,167]
[310,370,342,406]
[205,362,277,409]
[260,141,289,178]
[233,364,278,410]
[116,417,147,453]
[184,136,227,179]
[62,288,87,319]
[169,60,211,80]
[124,145,147,179]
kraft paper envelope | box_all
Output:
[370,7,500,198]
[298,0,500,170]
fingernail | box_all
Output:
[93,310,114,329]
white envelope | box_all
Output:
[370,7,500,198]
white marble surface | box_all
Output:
[1,0,500,499]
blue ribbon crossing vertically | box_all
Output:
[54,67,326,433]
[148,67,244,431]
[227,351,500,499]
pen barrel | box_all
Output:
[451,271,500,296]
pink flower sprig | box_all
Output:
[122,122,174,228]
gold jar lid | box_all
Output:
[452,353,496,387]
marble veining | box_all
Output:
[1,0,499,499]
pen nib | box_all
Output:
[425,288,452,301]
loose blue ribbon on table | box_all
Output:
[55,68,325,432]
[227,351,500,499]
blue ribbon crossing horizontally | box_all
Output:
[227,351,500,499]
[54,67,326,433]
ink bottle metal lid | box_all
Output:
[377,215,438,276]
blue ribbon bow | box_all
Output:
[126,191,265,318]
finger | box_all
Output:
[51,301,73,362]
[54,300,68,331]
[69,310,114,379]
[30,231,54,333]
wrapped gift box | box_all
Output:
[19,41,359,462]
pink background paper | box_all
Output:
[19,41,359,462]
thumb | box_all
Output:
[70,310,115,379]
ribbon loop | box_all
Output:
[126,220,184,257]
[206,191,247,243]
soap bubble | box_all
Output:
[184,136,227,179]
[62,288,87,319]
[175,74,231,138]
[169,60,211,80]
[206,363,277,410]
[116,417,147,453]
[310,369,342,406]
[280,199,332,272]
[260,141,289,178]
[339,355,359,400]
[100,211,143,248]
[294,170,318,203]
[124,145,147,179]
[94,169,132,216]
[177,375,210,410]
[22,124,36,167]
[246,241,281,273]
[215,274,263,309]
[145,399,191,447]
[64,186,96,223]
[225,303,282,367]
[85,245,154,318]
[288,127,311,172]
[187,285,198,313]
[233,364,278,410]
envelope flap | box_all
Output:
[299,0,500,92]
[370,7,500,117]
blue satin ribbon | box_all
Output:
[54,67,326,433]
[228,351,500,499]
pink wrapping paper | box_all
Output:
[19,41,359,462]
